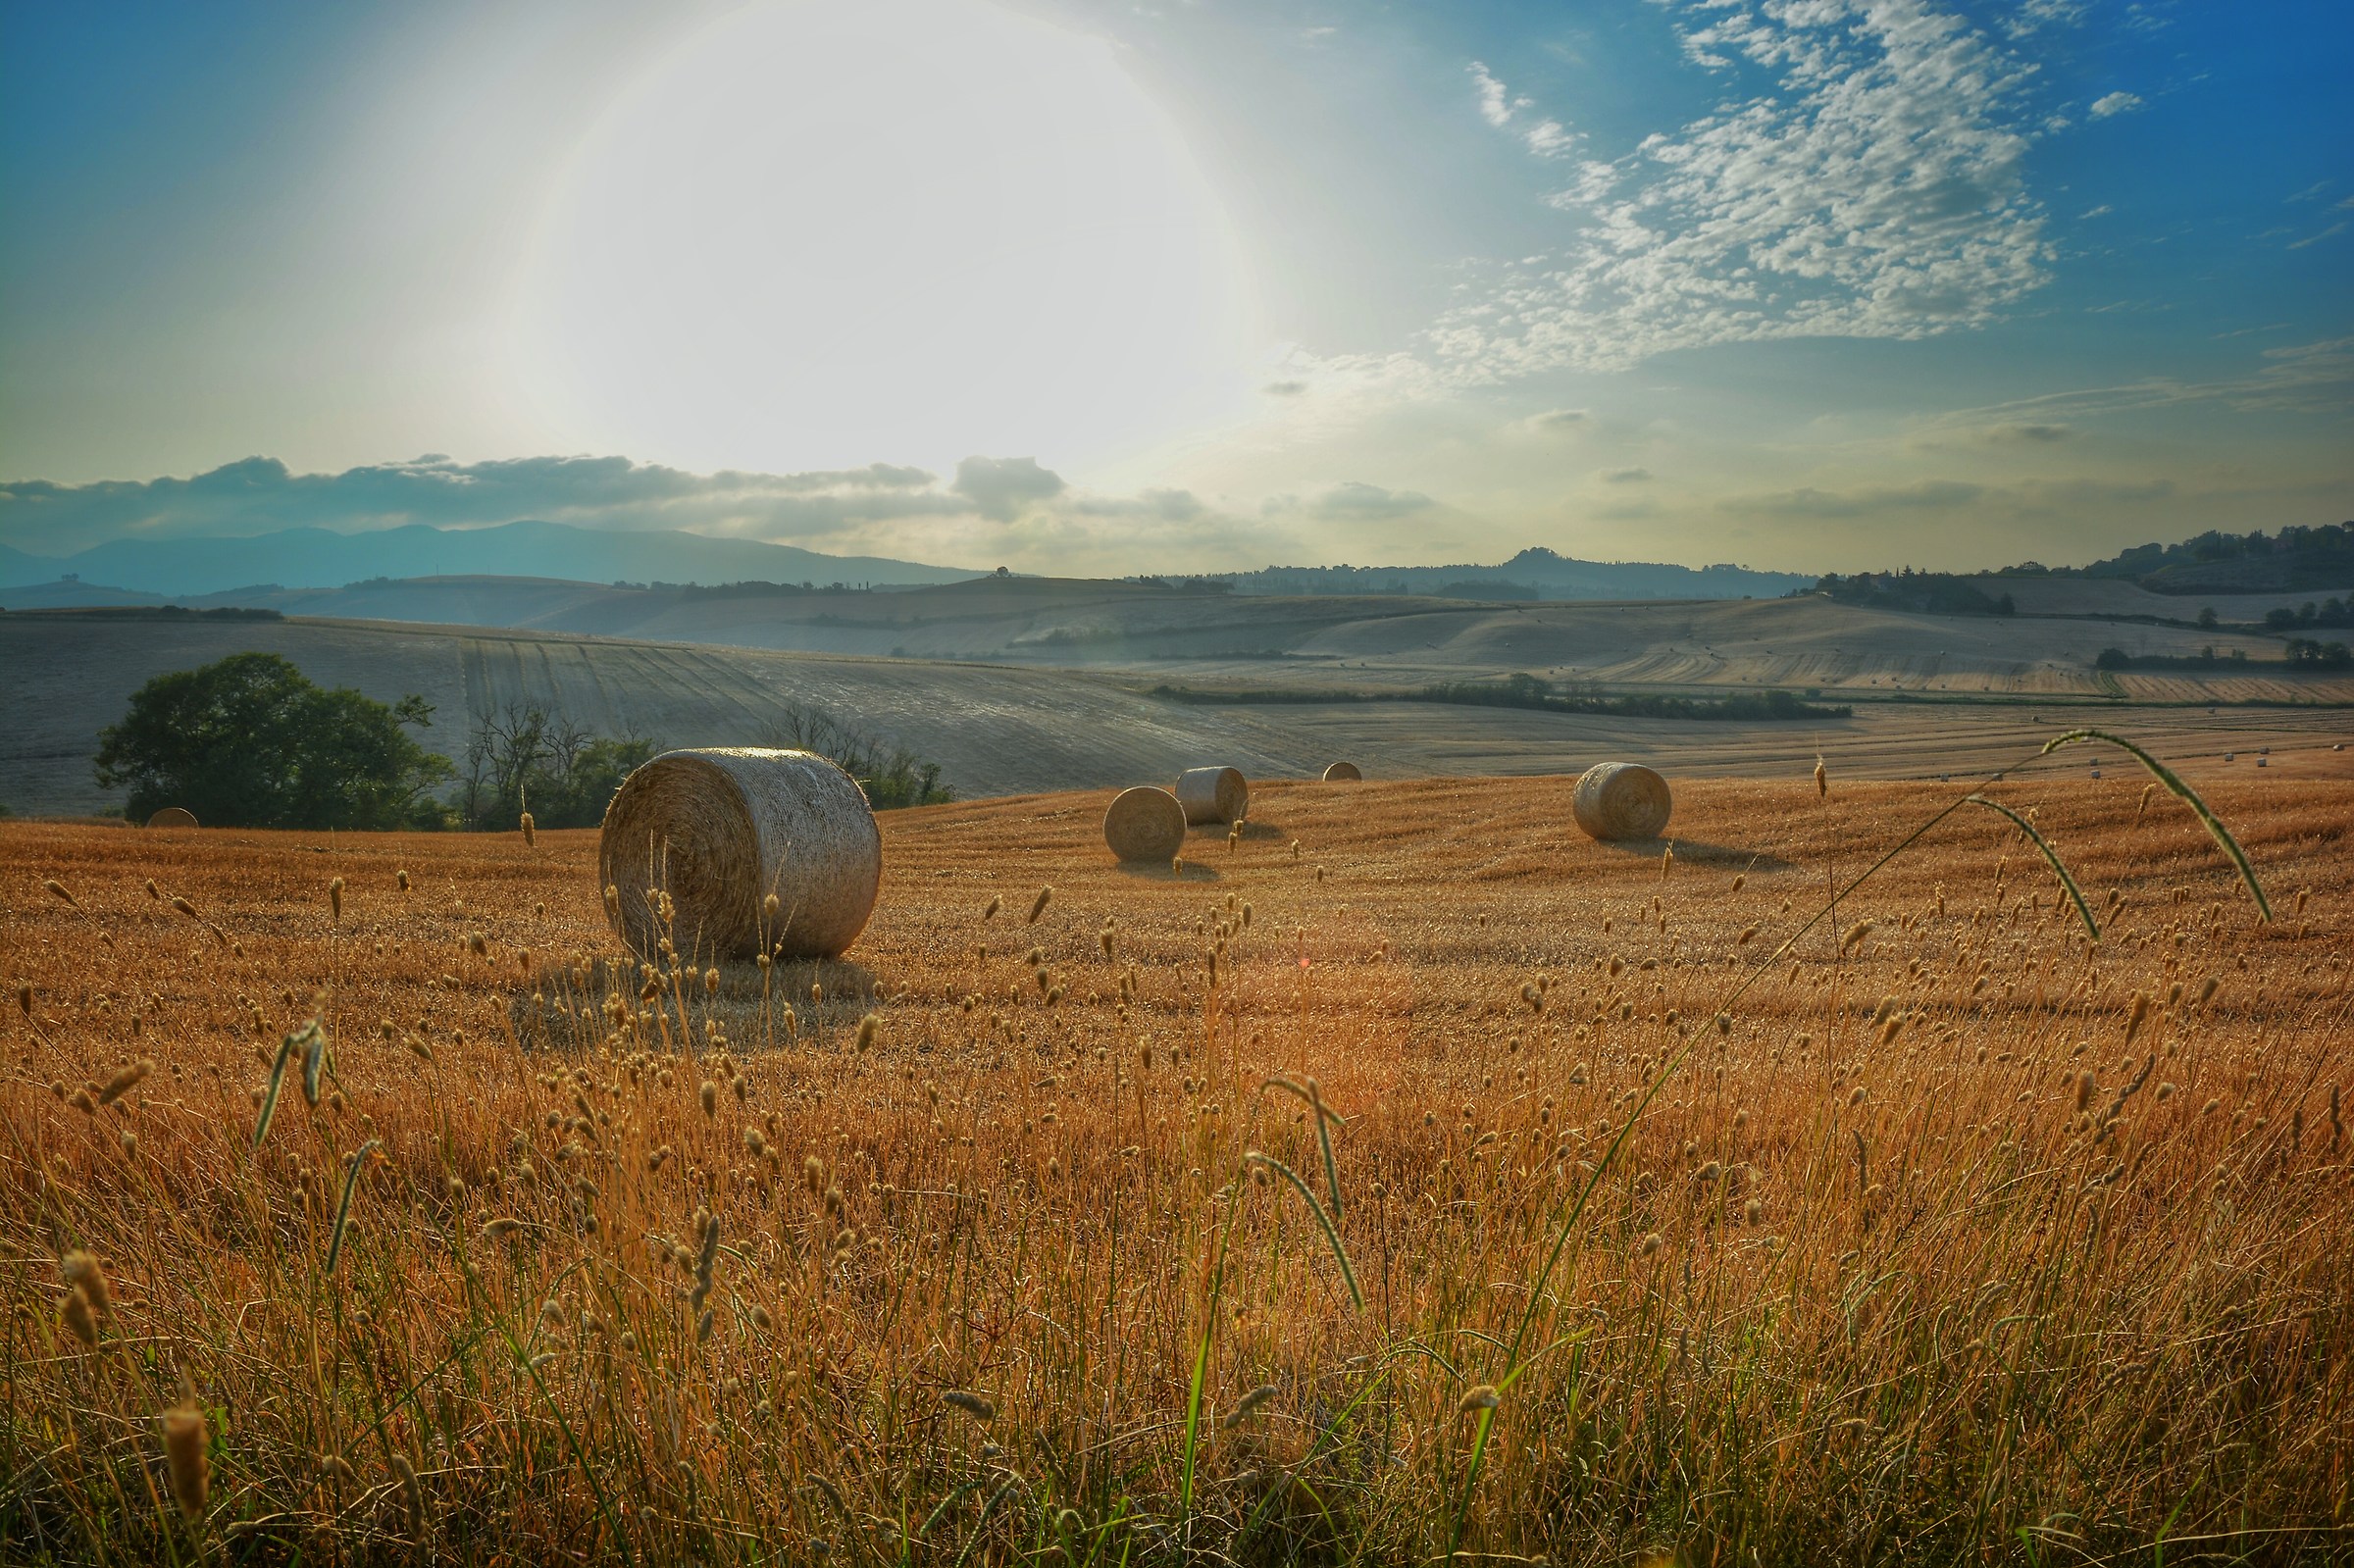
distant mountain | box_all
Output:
[1212,547,1813,601]
[0,520,982,596]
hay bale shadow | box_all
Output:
[1114,860,1222,883]
[1589,836,1796,873]
[509,952,882,1052]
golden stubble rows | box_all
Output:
[3,771,2350,1563]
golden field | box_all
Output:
[3,759,2351,1564]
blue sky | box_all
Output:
[2,0,2347,575]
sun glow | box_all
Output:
[506,0,1257,481]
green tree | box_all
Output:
[94,653,452,829]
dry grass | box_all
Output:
[3,768,2350,1565]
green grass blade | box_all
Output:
[1245,1150,1364,1311]
[301,1020,329,1107]
[1308,1080,1344,1223]
[252,1023,310,1150]
[2041,728,2273,921]
[1257,1075,1347,1221]
[1964,796,2100,939]
[1178,1184,1242,1533]
[325,1138,381,1275]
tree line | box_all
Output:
[92,652,952,830]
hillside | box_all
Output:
[4,607,2348,817]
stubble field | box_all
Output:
[4,761,2351,1564]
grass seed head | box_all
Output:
[944,1390,996,1423]
[95,1058,152,1107]
[162,1400,209,1519]
[1222,1384,1280,1428]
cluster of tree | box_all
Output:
[1151,673,1850,721]
[93,654,955,830]
[1810,571,2016,616]
[453,706,656,832]
[2283,638,2353,669]
[2262,598,2352,631]
[1121,576,1237,594]
[766,704,955,809]
[5,605,285,623]
[2009,523,2352,580]
[2094,646,2248,671]
[93,652,450,829]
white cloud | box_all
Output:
[1424,0,2057,379]
[1928,336,2354,424]
[951,455,1066,520]
[1522,408,1591,433]
[1305,481,1437,521]
[1467,61,1577,158]
[2087,90,2143,119]
[1731,480,1987,518]
[1467,62,1518,128]
[1600,467,1654,483]
[2003,0,2088,36]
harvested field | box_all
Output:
[4,764,2349,1562]
[3,615,2350,816]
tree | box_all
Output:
[2197,606,2219,629]
[455,703,655,830]
[94,653,451,828]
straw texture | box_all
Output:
[1322,762,1363,783]
[1174,766,1249,825]
[1103,785,1188,863]
[1571,762,1673,841]
[599,748,881,962]
[144,807,198,829]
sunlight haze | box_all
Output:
[3,0,2347,573]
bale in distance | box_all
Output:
[1572,761,1672,841]
[598,748,880,963]
[1174,766,1248,826]
[1103,785,1187,863]
[144,807,198,829]
[1321,761,1362,783]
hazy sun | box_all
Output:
[506,0,1256,481]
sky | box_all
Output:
[2,0,2348,576]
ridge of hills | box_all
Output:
[0,520,981,597]
[0,523,1818,604]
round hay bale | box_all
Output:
[598,748,880,962]
[144,807,198,829]
[1103,785,1187,862]
[1571,762,1672,841]
[1321,761,1362,783]
[1173,766,1248,825]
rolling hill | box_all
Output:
[4,599,2347,818]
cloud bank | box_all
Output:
[1432,0,2057,379]
[0,453,1474,574]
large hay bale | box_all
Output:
[598,748,880,962]
[1571,762,1672,841]
[144,807,198,829]
[1174,766,1248,825]
[1321,761,1362,782]
[1103,785,1187,862]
